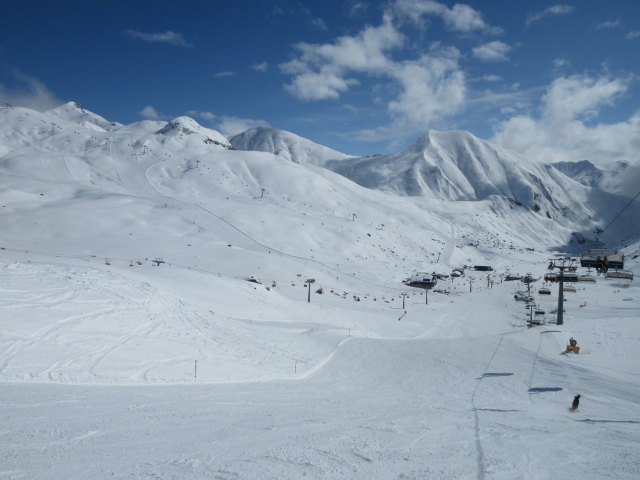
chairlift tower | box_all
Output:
[306,278,315,303]
[548,257,575,326]
[526,302,535,324]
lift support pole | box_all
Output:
[557,271,564,326]
[549,258,574,326]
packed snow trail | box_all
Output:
[1,256,639,478]
[3,335,640,480]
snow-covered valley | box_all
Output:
[1,103,639,479]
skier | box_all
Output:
[602,256,609,273]
[570,394,581,411]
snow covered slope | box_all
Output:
[0,103,460,287]
[230,126,354,165]
[1,102,640,479]
[47,101,122,132]
[326,130,570,205]
[325,129,640,247]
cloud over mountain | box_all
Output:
[491,74,639,167]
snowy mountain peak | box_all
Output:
[155,116,232,149]
[328,129,556,203]
[408,129,475,153]
[155,116,203,136]
[46,101,120,131]
[551,160,603,187]
[230,126,354,166]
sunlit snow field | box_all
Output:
[1,103,639,479]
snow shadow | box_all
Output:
[474,408,520,413]
[553,186,640,254]
[528,387,563,393]
[579,419,640,424]
[480,372,514,378]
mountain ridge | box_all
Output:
[230,126,355,166]
[1,102,638,259]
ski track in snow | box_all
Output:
[2,241,639,479]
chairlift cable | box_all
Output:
[601,188,640,234]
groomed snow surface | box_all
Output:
[1,253,639,479]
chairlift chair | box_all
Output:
[578,275,596,283]
[473,265,493,271]
[605,270,634,281]
[544,272,579,283]
[527,319,545,327]
[580,248,624,270]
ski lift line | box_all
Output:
[601,188,640,234]
[142,165,410,293]
[30,146,440,294]
[1,246,410,299]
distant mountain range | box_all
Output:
[551,159,639,198]
[231,126,613,227]
[2,101,639,261]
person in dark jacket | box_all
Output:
[570,394,581,411]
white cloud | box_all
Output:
[215,116,270,137]
[552,58,570,70]
[387,47,466,128]
[472,41,511,62]
[280,13,404,100]
[626,31,640,40]
[284,69,359,100]
[491,74,638,167]
[310,18,328,30]
[281,10,468,140]
[282,13,403,76]
[525,5,575,28]
[214,71,235,78]
[443,3,497,33]
[469,85,541,110]
[596,19,620,29]
[482,74,502,82]
[0,74,63,111]
[541,75,628,123]
[250,62,269,72]
[394,0,501,34]
[140,105,161,120]
[186,110,216,121]
[346,1,368,17]
[125,29,193,48]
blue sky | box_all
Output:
[1,0,639,164]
